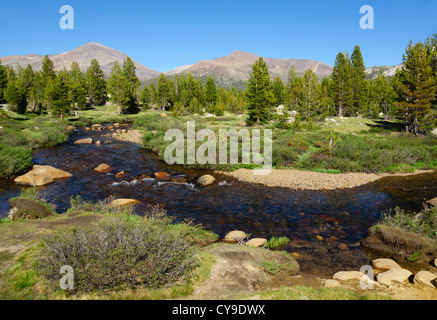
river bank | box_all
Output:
[219,168,436,190]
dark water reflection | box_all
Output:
[0,126,436,277]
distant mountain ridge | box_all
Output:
[0,42,160,80]
[1,42,401,88]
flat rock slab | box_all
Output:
[110,199,139,207]
[333,271,369,282]
[376,268,412,286]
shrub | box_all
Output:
[35,215,198,293]
[266,237,291,250]
[0,145,32,178]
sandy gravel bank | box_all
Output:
[220,168,435,190]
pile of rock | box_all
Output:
[324,258,437,291]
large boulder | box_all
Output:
[431,128,437,137]
[8,198,55,221]
[32,165,73,180]
[14,165,72,187]
[197,175,216,187]
[14,172,54,187]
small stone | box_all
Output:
[95,140,101,146]
[414,271,437,289]
[115,171,126,178]
[316,235,323,241]
[245,238,268,248]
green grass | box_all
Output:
[0,116,70,178]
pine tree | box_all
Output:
[51,70,72,120]
[320,76,334,117]
[205,76,218,110]
[5,66,27,114]
[149,82,156,110]
[0,60,8,103]
[108,62,128,114]
[156,73,170,111]
[122,57,140,113]
[395,41,436,134]
[85,59,107,107]
[299,69,320,120]
[69,62,87,110]
[41,55,56,81]
[141,85,151,109]
[271,76,285,106]
[245,57,274,125]
[331,52,353,116]
[351,45,368,113]
[286,65,300,110]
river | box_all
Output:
[1,124,436,276]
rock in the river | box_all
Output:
[223,230,248,243]
[337,243,349,251]
[8,198,55,221]
[115,171,127,178]
[372,258,401,272]
[154,172,171,180]
[172,176,187,184]
[197,175,216,186]
[94,164,115,173]
[427,197,437,208]
[14,165,72,187]
[74,138,93,145]
[376,268,412,286]
[110,199,139,207]
[245,238,268,248]
[32,165,72,180]
[413,271,437,289]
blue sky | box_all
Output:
[1,0,436,71]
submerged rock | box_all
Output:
[154,172,171,180]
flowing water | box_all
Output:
[1,124,436,277]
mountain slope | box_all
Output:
[0,42,160,79]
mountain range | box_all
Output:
[0,42,398,88]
